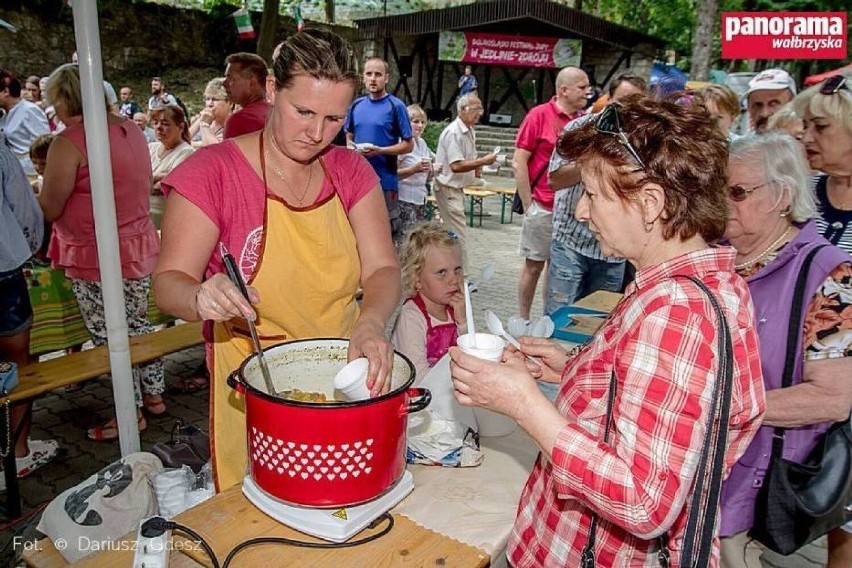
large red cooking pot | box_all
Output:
[227,338,429,508]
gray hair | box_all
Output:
[728,131,817,222]
[456,93,476,113]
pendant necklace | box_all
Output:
[264,135,314,206]
[734,226,793,271]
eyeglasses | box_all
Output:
[595,103,646,170]
[820,75,848,95]
[465,105,484,111]
[728,181,771,202]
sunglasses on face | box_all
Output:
[728,181,770,202]
[595,103,647,170]
[820,75,848,95]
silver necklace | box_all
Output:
[734,226,793,271]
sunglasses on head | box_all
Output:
[820,75,848,95]
[595,103,647,170]
[728,181,771,202]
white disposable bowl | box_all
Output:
[474,408,518,437]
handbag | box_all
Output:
[581,276,734,567]
[0,361,19,458]
[151,420,210,473]
[748,245,852,555]
[512,165,549,215]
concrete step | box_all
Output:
[476,135,517,148]
[475,131,518,144]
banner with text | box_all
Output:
[722,12,847,59]
[438,31,582,68]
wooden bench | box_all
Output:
[2,321,204,519]
[488,185,518,224]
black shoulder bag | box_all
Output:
[512,165,548,215]
[748,245,852,555]
[580,276,734,567]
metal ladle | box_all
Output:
[221,248,276,396]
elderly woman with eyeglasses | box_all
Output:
[450,97,766,566]
[188,78,233,148]
[718,131,851,567]
[793,74,852,255]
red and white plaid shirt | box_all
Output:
[509,247,765,567]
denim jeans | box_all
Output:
[544,240,625,315]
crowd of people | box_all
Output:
[1,26,849,567]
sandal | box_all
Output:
[171,376,209,394]
[87,415,147,442]
[143,394,168,416]
[16,439,59,478]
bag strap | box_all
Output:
[529,165,549,195]
[769,245,827,460]
[679,276,734,567]
[580,275,734,568]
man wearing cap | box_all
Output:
[745,68,797,133]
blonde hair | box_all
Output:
[45,63,108,117]
[399,222,462,297]
[204,77,228,101]
[792,75,852,135]
[407,104,426,121]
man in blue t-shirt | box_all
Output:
[344,58,413,244]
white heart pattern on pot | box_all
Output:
[249,427,375,483]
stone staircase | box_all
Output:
[475,124,518,178]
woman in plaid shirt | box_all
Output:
[450,98,766,567]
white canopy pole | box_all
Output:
[72,0,140,455]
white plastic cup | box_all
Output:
[457,333,505,361]
[333,358,371,401]
[456,334,518,437]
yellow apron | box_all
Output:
[210,186,361,491]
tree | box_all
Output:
[257,0,280,65]
[690,0,717,80]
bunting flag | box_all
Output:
[293,3,305,32]
[233,8,255,40]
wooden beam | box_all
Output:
[600,50,632,87]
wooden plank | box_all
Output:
[7,321,203,403]
[574,290,622,313]
[174,486,489,568]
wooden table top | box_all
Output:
[171,485,489,567]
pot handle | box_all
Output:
[402,387,431,415]
[226,371,246,394]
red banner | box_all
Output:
[721,12,847,60]
[439,31,581,69]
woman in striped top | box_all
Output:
[793,74,852,254]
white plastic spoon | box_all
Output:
[485,310,542,365]
[464,278,477,348]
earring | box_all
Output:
[780,206,791,218]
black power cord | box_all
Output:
[221,512,395,567]
[141,511,395,567]
[141,516,221,568]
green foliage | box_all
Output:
[421,119,448,153]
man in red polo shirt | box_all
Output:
[223,52,271,139]
[513,66,589,320]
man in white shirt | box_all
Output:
[434,93,496,259]
[0,69,49,176]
